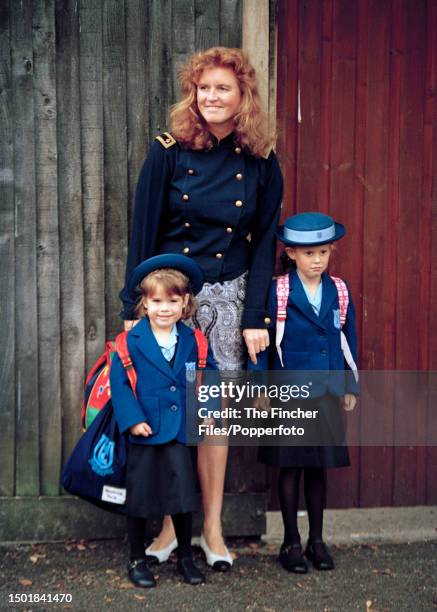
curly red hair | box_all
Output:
[169,47,273,158]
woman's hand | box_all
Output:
[253,394,271,412]
[129,422,153,437]
[124,319,140,331]
[342,394,357,412]
[243,328,270,365]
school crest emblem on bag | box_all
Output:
[89,434,115,476]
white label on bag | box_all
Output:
[101,485,127,505]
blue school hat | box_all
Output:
[128,254,204,296]
[276,212,345,246]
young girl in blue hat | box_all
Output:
[251,212,359,574]
[110,254,218,588]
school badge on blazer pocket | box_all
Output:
[185,362,196,383]
[333,309,341,329]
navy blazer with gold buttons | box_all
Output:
[120,133,284,329]
[109,318,218,446]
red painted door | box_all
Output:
[273,0,437,508]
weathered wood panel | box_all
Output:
[102,0,129,339]
[0,1,15,497]
[126,0,149,225]
[220,0,242,48]
[11,0,40,497]
[195,0,220,51]
[149,0,173,135]
[33,0,62,496]
[243,0,270,109]
[80,0,106,373]
[276,0,437,508]
[172,0,195,89]
[56,0,85,465]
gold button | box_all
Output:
[215,253,223,259]
[226,227,233,233]
[264,317,271,324]
[234,147,242,154]
[187,168,195,175]
[184,222,191,228]
[235,200,243,207]
[235,173,243,181]
[183,247,190,254]
[182,194,189,201]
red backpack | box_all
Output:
[82,328,209,430]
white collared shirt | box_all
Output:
[154,324,179,361]
[297,271,323,316]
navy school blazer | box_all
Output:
[110,318,218,445]
[249,269,359,397]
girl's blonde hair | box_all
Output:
[134,269,196,320]
[170,47,273,158]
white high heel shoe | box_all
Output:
[199,533,233,571]
[145,538,178,564]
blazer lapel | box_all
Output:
[318,273,339,322]
[172,322,196,378]
[288,269,325,330]
[131,318,177,380]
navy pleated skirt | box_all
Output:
[126,441,200,518]
[258,394,350,469]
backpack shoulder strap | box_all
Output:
[115,331,138,398]
[275,274,289,368]
[276,274,289,321]
[194,328,208,368]
[330,276,349,328]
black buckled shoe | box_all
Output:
[177,557,206,585]
[127,558,157,588]
[305,539,335,570]
[278,543,308,574]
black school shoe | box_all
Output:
[278,543,308,574]
[177,557,206,585]
[305,539,335,570]
[127,558,157,588]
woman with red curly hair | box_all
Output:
[120,46,283,571]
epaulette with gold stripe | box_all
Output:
[155,131,176,149]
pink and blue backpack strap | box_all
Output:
[275,274,289,367]
[330,276,349,327]
[330,276,359,382]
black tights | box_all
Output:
[126,513,192,561]
[278,467,326,545]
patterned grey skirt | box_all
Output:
[187,272,247,372]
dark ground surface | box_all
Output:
[0,539,436,612]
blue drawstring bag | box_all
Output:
[61,401,128,514]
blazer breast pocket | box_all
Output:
[140,396,160,435]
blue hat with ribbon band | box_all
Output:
[128,254,204,296]
[276,212,345,246]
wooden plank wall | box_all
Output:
[0,0,242,500]
[275,0,437,508]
